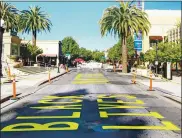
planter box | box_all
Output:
[136,69,149,76]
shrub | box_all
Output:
[13,62,23,68]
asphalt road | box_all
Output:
[1,68,181,138]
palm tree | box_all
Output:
[99,2,151,73]
[0,2,18,31]
[20,6,52,46]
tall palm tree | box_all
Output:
[0,2,18,32]
[20,6,52,46]
[99,2,151,73]
[0,2,18,77]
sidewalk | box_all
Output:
[0,68,66,103]
[131,71,181,98]
[117,72,181,102]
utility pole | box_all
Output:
[0,19,5,77]
[155,39,158,74]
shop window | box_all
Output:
[11,44,18,55]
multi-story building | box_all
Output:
[142,10,181,53]
[167,26,181,43]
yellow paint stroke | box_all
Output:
[30,105,82,110]
[17,112,80,119]
[102,121,180,131]
[98,104,146,109]
[38,99,82,104]
[97,94,136,99]
[100,111,164,118]
[72,81,108,84]
[42,95,84,99]
[1,122,79,132]
[97,99,144,104]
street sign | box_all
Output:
[65,52,71,59]
[134,32,142,51]
[155,61,158,65]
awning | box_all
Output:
[37,54,57,57]
[149,36,163,41]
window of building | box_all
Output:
[11,44,19,55]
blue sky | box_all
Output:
[12,1,181,51]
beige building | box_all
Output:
[167,26,181,43]
[142,10,181,53]
[2,31,22,63]
[21,40,62,66]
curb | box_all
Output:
[38,70,70,86]
[0,70,70,104]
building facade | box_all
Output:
[2,31,22,63]
[142,10,181,53]
[167,27,181,43]
[21,40,64,66]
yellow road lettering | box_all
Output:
[30,105,82,110]
[97,94,136,99]
[38,99,82,104]
[102,121,180,130]
[97,99,144,104]
[100,111,164,118]
[98,104,146,109]
[1,122,79,131]
[17,112,81,119]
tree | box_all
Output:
[0,2,19,32]
[79,47,93,61]
[107,36,135,62]
[20,6,52,46]
[26,44,43,61]
[144,42,181,62]
[99,2,151,73]
[62,37,80,59]
[92,50,105,62]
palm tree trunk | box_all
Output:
[122,37,128,73]
[32,30,37,46]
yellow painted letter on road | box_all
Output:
[38,99,82,104]
[17,112,81,119]
[98,104,146,109]
[97,94,136,99]
[42,95,84,99]
[100,111,164,118]
[102,121,180,131]
[97,99,144,105]
[1,122,79,132]
[30,105,82,110]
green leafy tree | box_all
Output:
[144,42,181,62]
[62,37,80,59]
[20,6,52,46]
[99,2,151,72]
[92,50,105,62]
[26,44,43,61]
[79,47,93,61]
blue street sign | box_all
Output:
[134,41,142,51]
[134,32,142,51]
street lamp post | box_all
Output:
[0,19,5,77]
[155,39,158,74]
